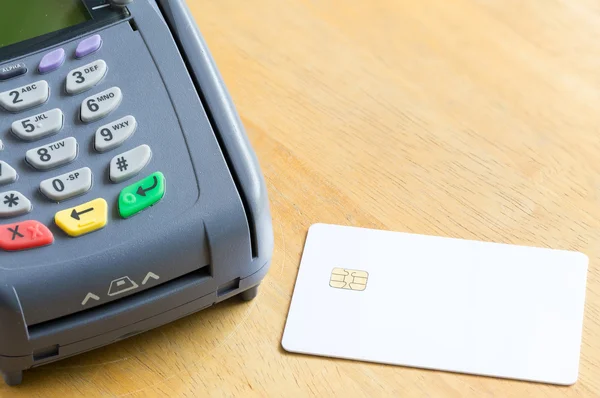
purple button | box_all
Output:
[38,48,65,74]
[75,35,102,58]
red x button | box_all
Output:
[0,220,54,251]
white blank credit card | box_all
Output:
[282,224,589,385]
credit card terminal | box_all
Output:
[0,0,273,385]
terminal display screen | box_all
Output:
[0,1,91,49]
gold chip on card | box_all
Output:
[329,268,368,291]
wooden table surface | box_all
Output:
[3,0,600,396]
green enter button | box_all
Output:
[118,172,166,218]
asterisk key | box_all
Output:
[3,193,19,208]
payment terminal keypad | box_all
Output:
[0,22,198,259]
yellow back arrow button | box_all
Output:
[55,198,108,237]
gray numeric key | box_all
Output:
[0,80,49,112]
[80,86,122,123]
[66,60,107,95]
[0,162,17,185]
[12,108,63,141]
[95,115,137,152]
[26,137,78,171]
[40,167,92,202]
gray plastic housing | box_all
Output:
[0,0,273,384]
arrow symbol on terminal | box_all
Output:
[142,272,160,285]
[71,207,94,220]
[136,176,158,197]
[81,292,100,306]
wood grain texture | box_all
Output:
[3,0,600,396]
